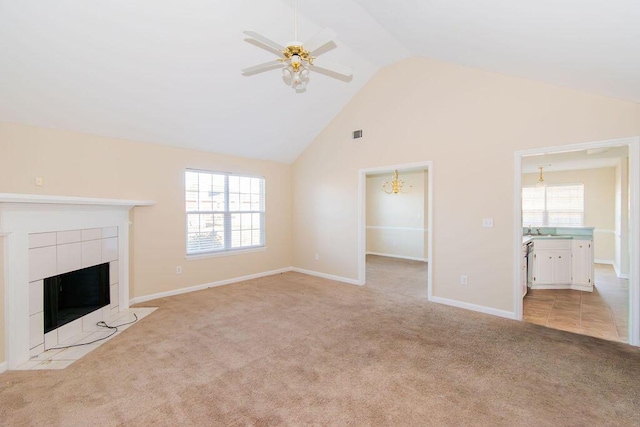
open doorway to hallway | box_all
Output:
[359,165,431,299]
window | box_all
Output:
[185,169,265,255]
[522,184,584,227]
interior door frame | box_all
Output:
[357,161,433,300]
[513,136,640,346]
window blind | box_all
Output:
[522,184,584,227]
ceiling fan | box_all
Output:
[241,0,353,93]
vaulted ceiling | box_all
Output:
[1,1,638,163]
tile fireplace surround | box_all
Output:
[0,193,154,370]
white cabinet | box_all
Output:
[533,250,554,284]
[572,239,593,286]
[533,248,572,285]
[530,238,593,291]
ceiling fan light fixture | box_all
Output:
[282,66,292,82]
[282,64,309,92]
[292,70,308,92]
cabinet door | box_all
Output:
[554,250,572,284]
[534,250,554,285]
[572,240,593,286]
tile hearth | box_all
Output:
[16,307,157,370]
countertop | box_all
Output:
[522,235,592,245]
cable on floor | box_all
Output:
[48,313,138,350]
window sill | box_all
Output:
[185,246,266,260]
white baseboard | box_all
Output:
[596,260,630,279]
[612,263,630,279]
[530,284,593,292]
[0,361,7,374]
[429,296,516,320]
[129,267,293,305]
[366,252,428,262]
[290,267,362,286]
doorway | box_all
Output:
[358,162,433,300]
[513,137,640,346]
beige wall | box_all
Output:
[0,123,292,300]
[292,56,639,312]
[522,167,616,262]
[0,236,4,365]
[366,170,428,260]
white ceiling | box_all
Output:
[1,1,638,164]
[522,145,629,173]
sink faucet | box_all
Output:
[536,228,542,235]
[525,226,532,235]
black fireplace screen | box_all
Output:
[44,263,110,334]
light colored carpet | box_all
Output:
[365,254,428,299]
[1,271,639,425]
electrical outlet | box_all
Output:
[315,253,320,261]
[460,275,468,285]
[176,266,182,274]
[482,218,494,228]
[35,176,44,187]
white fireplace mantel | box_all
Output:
[1,193,155,370]
[0,193,155,207]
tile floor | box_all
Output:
[523,264,628,343]
[16,307,157,370]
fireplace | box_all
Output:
[44,263,111,334]
[0,193,154,370]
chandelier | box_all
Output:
[536,166,546,187]
[382,170,412,194]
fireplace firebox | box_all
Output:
[44,263,110,334]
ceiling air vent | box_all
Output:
[352,129,363,139]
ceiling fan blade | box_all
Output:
[310,60,353,81]
[304,28,337,56]
[244,38,283,57]
[243,30,285,53]
[309,40,337,57]
[241,60,283,76]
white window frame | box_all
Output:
[522,183,584,227]
[185,169,265,257]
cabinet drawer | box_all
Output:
[532,239,571,250]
